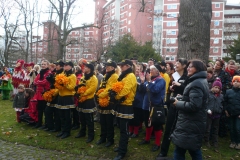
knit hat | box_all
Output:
[212,78,222,90]
[84,62,94,72]
[232,76,240,83]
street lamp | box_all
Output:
[236,54,240,64]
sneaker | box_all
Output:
[235,144,240,150]
[229,142,236,149]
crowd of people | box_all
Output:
[0,57,240,160]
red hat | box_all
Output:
[212,78,222,90]
[17,59,25,67]
[24,62,35,68]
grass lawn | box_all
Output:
[0,97,239,160]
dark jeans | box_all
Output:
[174,145,203,160]
[100,113,114,142]
[45,106,55,130]
[229,115,240,144]
[37,100,47,126]
[79,112,94,138]
[71,108,80,127]
[118,118,129,156]
[129,107,142,127]
[59,109,71,134]
[204,116,220,145]
[160,105,177,155]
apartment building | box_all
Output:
[223,3,240,57]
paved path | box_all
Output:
[0,139,109,160]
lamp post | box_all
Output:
[236,54,240,64]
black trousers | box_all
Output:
[79,112,94,138]
[204,116,220,145]
[45,106,54,130]
[100,113,114,142]
[71,108,80,127]
[129,107,142,126]
[59,109,71,134]
[160,105,177,155]
[118,118,129,156]
[37,100,47,126]
[54,108,61,131]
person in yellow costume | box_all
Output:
[111,59,137,160]
[96,60,119,148]
[55,61,76,139]
[75,62,98,143]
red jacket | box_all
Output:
[33,69,51,101]
[24,99,38,122]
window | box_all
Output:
[213,48,218,53]
[213,39,219,44]
[214,29,219,35]
[215,12,220,17]
[39,42,42,46]
[147,33,152,36]
[147,25,152,28]
[68,49,71,52]
[166,48,175,52]
[112,9,114,13]
[38,48,42,52]
[165,56,175,61]
[166,39,176,44]
[167,30,176,35]
[167,22,176,26]
[74,49,79,53]
[85,32,89,35]
[112,16,114,20]
[121,7,125,11]
[129,4,131,9]
[128,20,131,24]
[128,28,131,32]
[148,17,152,20]
[215,3,220,8]
[129,12,131,17]
[68,54,71,58]
[167,13,177,18]
[214,21,219,26]
[167,5,177,10]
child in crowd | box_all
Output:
[224,76,240,149]
[20,88,37,124]
[204,78,224,148]
[13,85,27,122]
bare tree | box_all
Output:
[48,0,104,60]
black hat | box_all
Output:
[130,57,138,61]
[64,61,74,68]
[84,62,94,72]
[104,59,117,68]
[54,59,65,67]
[118,59,133,66]
[150,64,162,72]
[158,61,166,67]
[149,58,156,62]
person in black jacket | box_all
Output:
[224,76,240,150]
[171,59,209,160]
[204,78,224,148]
[156,58,188,159]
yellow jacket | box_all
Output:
[58,74,77,96]
[79,75,98,100]
[98,73,119,98]
[116,73,137,106]
[161,72,170,96]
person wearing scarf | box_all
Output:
[12,59,26,95]
[55,61,76,139]
[112,59,137,160]
[33,60,51,129]
[96,60,119,147]
[138,64,165,152]
[225,60,240,78]
[44,60,64,132]
[75,62,98,143]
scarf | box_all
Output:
[64,69,73,77]
[39,68,49,80]
[118,67,133,81]
[84,71,94,80]
[101,70,115,89]
[225,68,235,77]
[56,68,63,75]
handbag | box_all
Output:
[149,105,165,126]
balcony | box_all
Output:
[224,18,240,23]
[223,36,238,40]
[224,27,240,32]
[224,10,240,15]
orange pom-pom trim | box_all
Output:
[112,82,124,93]
[43,89,57,102]
[77,86,87,94]
[99,96,110,107]
[96,88,105,96]
[54,74,69,89]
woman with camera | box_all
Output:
[171,59,209,160]
[156,58,188,159]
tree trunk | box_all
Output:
[177,0,212,64]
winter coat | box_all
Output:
[224,87,240,116]
[132,76,144,108]
[214,70,232,94]
[13,92,26,108]
[207,91,223,114]
[171,72,188,97]
[141,76,166,110]
[33,69,51,101]
[171,71,209,151]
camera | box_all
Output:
[169,96,183,103]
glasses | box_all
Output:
[187,65,194,68]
